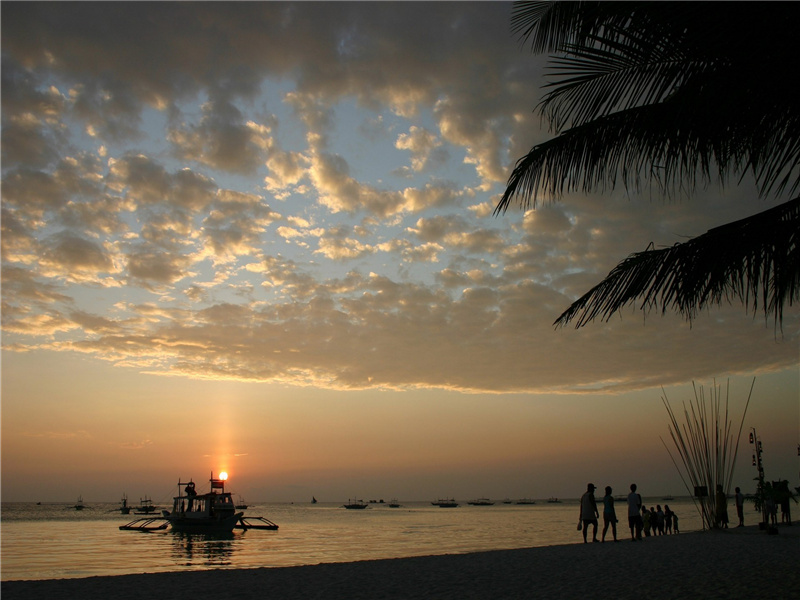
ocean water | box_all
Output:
[1,497,710,581]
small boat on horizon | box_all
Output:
[235,495,248,509]
[388,498,401,508]
[312,496,318,504]
[343,498,368,509]
[547,497,561,503]
[431,498,459,508]
[516,498,536,505]
[120,494,131,514]
[74,496,85,510]
[468,498,494,506]
[134,496,157,514]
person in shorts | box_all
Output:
[579,483,600,543]
[627,483,643,541]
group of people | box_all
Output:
[578,483,678,543]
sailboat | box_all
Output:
[312,496,318,504]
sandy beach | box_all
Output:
[3,524,798,599]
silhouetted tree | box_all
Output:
[496,1,800,328]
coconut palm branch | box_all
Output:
[553,197,800,328]
[499,1,800,326]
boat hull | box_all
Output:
[166,512,243,533]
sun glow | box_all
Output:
[219,471,228,481]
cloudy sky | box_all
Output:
[2,2,797,504]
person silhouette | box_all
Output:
[735,487,745,527]
[579,483,599,543]
[602,486,618,542]
[715,484,729,528]
[626,484,643,541]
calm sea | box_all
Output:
[1,497,709,581]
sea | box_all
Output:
[1,497,710,581]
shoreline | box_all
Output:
[3,525,798,599]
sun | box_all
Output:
[219,471,228,481]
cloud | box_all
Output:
[2,2,797,396]
[395,126,446,172]
[168,100,273,174]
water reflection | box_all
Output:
[170,532,236,567]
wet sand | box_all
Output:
[3,524,798,599]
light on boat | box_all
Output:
[219,471,228,481]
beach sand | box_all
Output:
[3,524,798,599]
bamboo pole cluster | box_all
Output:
[661,379,754,529]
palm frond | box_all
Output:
[553,197,800,328]
[495,103,718,214]
[540,27,707,131]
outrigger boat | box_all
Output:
[134,496,157,514]
[120,494,131,514]
[343,498,368,509]
[431,498,459,508]
[120,473,278,533]
[468,498,495,506]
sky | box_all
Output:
[1,2,797,505]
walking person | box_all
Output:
[627,484,643,541]
[579,483,600,543]
[601,486,618,542]
[735,487,745,527]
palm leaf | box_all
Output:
[553,197,800,328]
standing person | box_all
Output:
[735,487,745,527]
[715,484,729,528]
[641,506,652,537]
[673,510,680,533]
[579,483,600,543]
[601,486,618,542]
[664,504,673,534]
[656,505,665,535]
[627,484,643,541]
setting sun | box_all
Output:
[219,472,228,481]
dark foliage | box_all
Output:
[499,1,800,328]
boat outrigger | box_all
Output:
[119,473,278,533]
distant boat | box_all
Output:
[235,496,248,509]
[120,494,131,514]
[134,496,157,514]
[74,496,85,510]
[468,498,495,506]
[547,497,561,503]
[388,498,402,508]
[662,495,674,501]
[312,496,318,504]
[343,498,368,509]
[516,498,536,505]
[431,498,459,508]
[502,498,513,504]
